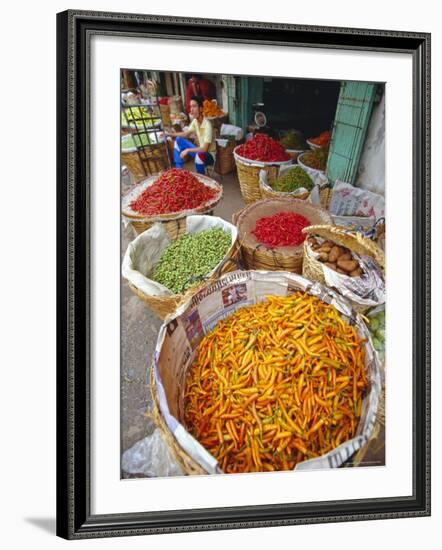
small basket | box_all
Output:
[169,95,184,115]
[286,149,306,162]
[214,138,236,175]
[306,139,323,151]
[235,198,333,273]
[233,147,293,205]
[297,152,326,180]
[122,144,170,182]
[160,103,171,127]
[302,225,385,310]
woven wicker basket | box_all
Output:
[150,367,207,474]
[286,149,306,162]
[235,199,333,273]
[169,95,184,115]
[159,103,171,127]
[214,139,237,175]
[149,270,381,474]
[319,186,332,209]
[127,238,241,320]
[122,173,223,235]
[129,215,188,237]
[233,147,293,205]
[122,144,169,182]
[302,224,385,285]
[302,225,385,313]
[121,150,147,182]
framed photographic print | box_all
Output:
[56,10,431,539]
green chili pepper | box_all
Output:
[152,228,231,293]
[271,166,314,193]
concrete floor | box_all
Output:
[121,162,246,474]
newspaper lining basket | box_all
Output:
[148,270,382,475]
[127,240,241,320]
[302,224,385,285]
[302,224,385,314]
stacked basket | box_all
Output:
[121,133,169,182]
[214,138,237,175]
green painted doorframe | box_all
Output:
[326,81,378,185]
[236,76,264,130]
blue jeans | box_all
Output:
[173,136,214,175]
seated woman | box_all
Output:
[166,96,215,175]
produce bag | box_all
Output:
[219,123,244,141]
[152,270,381,474]
[122,429,185,477]
[328,180,385,219]
[122,215,238,298]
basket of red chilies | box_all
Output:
[233,133,292,205]
[233,197,333,273]
[122,168,223,236]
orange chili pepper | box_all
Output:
[184,292,369,474]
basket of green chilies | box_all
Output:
[122,215,241,319]
[259,164,314,201]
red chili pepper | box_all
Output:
[237,133,290,162]
[252,211,311,247]
[130,168,217,215]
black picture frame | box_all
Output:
[56,10,431,540]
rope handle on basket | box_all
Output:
[231,208,245,226]
[179,274,206,295]
[213,256,242,277]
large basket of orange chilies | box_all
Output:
[150,270,381,475]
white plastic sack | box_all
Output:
[122,215,238,298]
[219,123,243,141]
[122,429,185,477]
[329,180,385,219]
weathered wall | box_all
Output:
[354,90,385,195]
